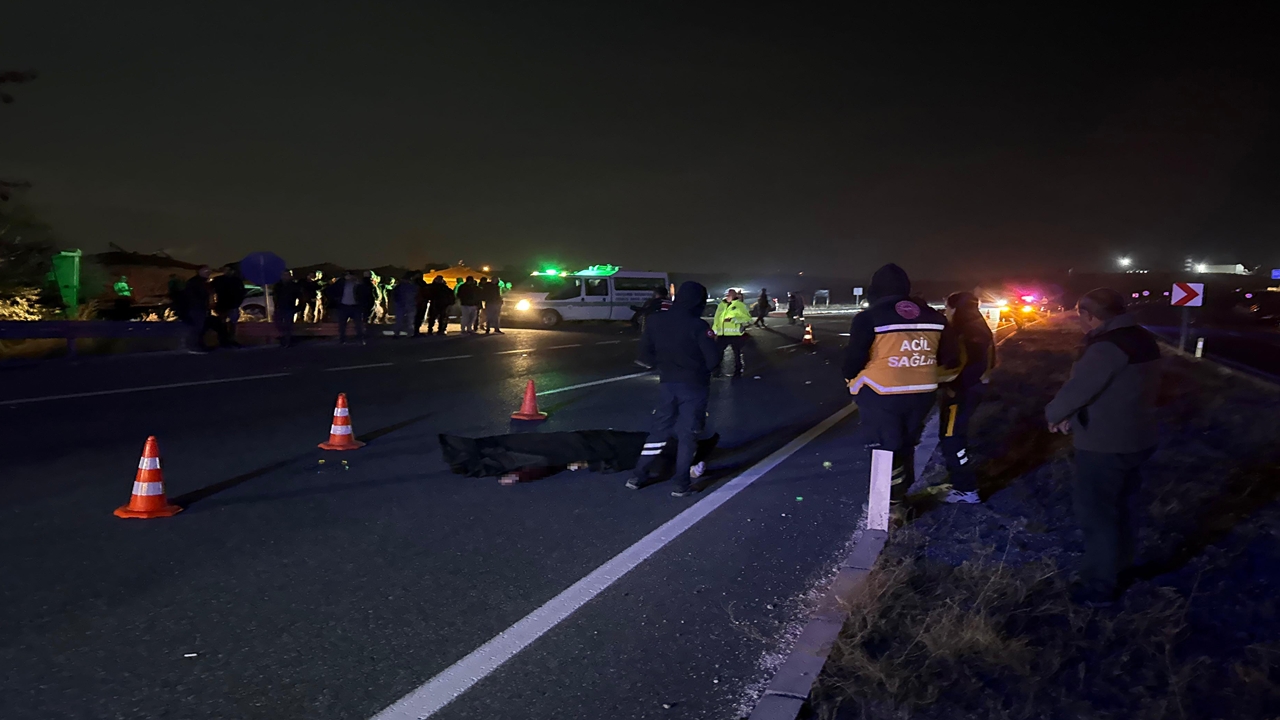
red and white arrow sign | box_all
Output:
[1171,282,1204,307]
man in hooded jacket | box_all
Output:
[843,264,957,512]
[627,281,721,497]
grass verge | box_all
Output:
[812,321,1280,720]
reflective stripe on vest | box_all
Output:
[849,328,943,395]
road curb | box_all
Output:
[748,413,941,720]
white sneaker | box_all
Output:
[943,490,980,505]
[690,461,706,479]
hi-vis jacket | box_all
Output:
[842,297,957,395]
[712,299,752,337]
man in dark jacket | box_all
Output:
[272,269,302,347]
[481,277,504,334]
[1046,288,1160,607]
[427,275,455,335]
[935,291,996,505]
[786,292,805,325]
[843,264,956,511]
[626,281,720,497]
[412,271,431,336]
[393,271,420,337]
[326,271,374,344]
[458,276,481,333]
[183,265,215,352]
[753,288,771,327]
[299,271,321,323]
[210,268,247,346]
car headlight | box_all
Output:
[515,299,531,312]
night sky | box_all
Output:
[3,3,1279,278]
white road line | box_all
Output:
[495,348,534,355]
[324,362,395,372]
[369,400,859,720]
[535,371,652,396]
[776,342,802,350]
[595,340,622,345]
[546,343,582,350]
[0,372,292,405]
[420,354,473,363]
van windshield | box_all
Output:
[512,276,567,294]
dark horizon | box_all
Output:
[4,3,1280,279]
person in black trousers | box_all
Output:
[272,269,302,347]
[935,291,996,504]
[626,281,720,497]
[427,275,455,335]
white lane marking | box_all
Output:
[420,354,473,363]
[546,343,583,350]
[324,362,395,372]
[0,373,292,406]
[776,343,802,350]
[495,348,534,355]
[595,340,622,345]
[369,400,859,720]
[534,371,653,396]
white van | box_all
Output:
[506,265,670,327]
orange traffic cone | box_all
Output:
[319,393,366,450]
[511,380,548,421]
[114,436,182,519]
[802,323,816,346]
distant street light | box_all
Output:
[1118,257,1132,268]
[482,266,491,272]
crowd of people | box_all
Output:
[171,266,508,351]
[636,263,1157,608]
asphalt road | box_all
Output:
[1,315,873,720]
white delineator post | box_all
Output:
[868,448,893,531]
[1195,337,1205,358]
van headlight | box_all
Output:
[515,299,531,312]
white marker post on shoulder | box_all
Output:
[868,449,893,531]
[1195,337,1205,358]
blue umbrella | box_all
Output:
[239,251,287,286]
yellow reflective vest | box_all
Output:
[713,299,752,337]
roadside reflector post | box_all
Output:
[868,449,893,531]
[1195,336,1205,358]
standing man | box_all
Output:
[272,269,301,347]
[843,263,955,517]
[1046,288,1160,608]
[326,270,371,344]
[712,288,752,378]
[458,276,481,334]
[753,288,771,328]
[211,267,246,346]
[935,291,996,505]
[483,277,504,334]
[300,271,321,323]
[412,271,431,336]
[786,291,805,325]
[476,278,492,333]
[427,275,455,335]
[626,281,720,497]
[393,271,420,337]
[182,266,214,353]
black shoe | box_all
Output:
[1069,583,1117,608]
[671,487,695,498]
[494,329,504,334]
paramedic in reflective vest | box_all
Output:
[712,288,753,378]
[842,263,956,509]
[627,281,721,497]
[935,291,996,505]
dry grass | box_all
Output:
[811,322,1280,720]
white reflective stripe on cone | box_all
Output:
[137,457,161,470]
[131,481,164,496]
[640,450,662,456]
[329,425,353,435]
[334,408,350,417]
[643,442,666,448]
